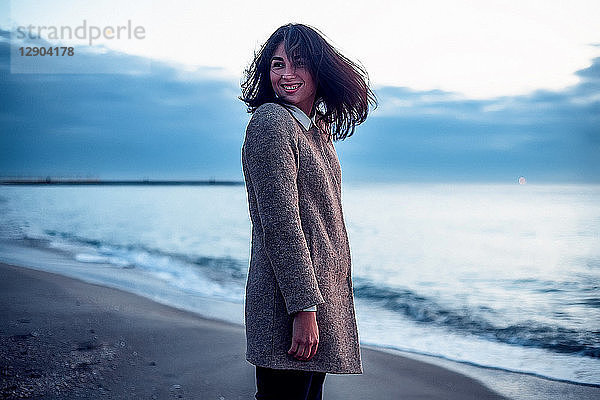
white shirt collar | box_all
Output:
[282,103,316,131]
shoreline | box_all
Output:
[370,347,600,400]
[0,262,509,399]
[369,344,600,389]
[0,236,599,398]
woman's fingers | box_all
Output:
[288,340,299,355]
[307,340,318,361]
[296,344,306,360]
[289,339,308,359]
[291,338,319,360]
[298,339,317,361]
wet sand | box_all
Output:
[1,262,510,399]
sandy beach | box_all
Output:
[0,262,513,400]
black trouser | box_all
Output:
[255,366,327,400]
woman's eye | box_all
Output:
[272,61,284,69]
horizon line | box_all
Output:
[0,178,244,186]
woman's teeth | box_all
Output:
[282,84,301,90]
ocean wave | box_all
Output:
[16,229,247,304]
[40,229,247,279]
[15,229,600,360]
[353,279,600,359]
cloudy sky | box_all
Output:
[1,1,599,182]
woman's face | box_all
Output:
[270,42,316,116]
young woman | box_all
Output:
[240,23,376,400]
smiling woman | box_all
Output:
[240,23,376,141]
[239,23,376,400]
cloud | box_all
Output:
[0,28,247,180]
[337,56,599,182]
[1,27,598,183]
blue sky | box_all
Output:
[1,28,598,183]
[1,2,599,183]
[4,0,599,98]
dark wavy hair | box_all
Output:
[240,23,377,141]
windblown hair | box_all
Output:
[240,23,377,141]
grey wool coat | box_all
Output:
[241,102,363,374]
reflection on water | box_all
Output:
[0,183,598,384]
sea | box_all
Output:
[0,183,598,387]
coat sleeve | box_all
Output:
[242,103,325,315]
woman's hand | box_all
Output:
[287,311,319,361]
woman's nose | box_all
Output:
[281,65,297,78]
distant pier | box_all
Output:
[0,178,244,186]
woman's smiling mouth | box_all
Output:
[282,83,302,92]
